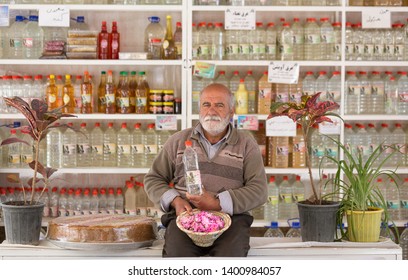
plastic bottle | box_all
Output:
[103,122,117,167]
[345,71,361,115]
[310,125,324,168]
[23,15,43,59]
[90,122,104,167]
[117,122,131,167]
[161,15,177,59]
[214,71,229,88]
[314,71,329,102]
[353,23,364,61]
[304,18,321,60]
[39,188,50,217]
[73,75,82,114]
[174,21,183,60]
[46,74,58,110]
[157,129,171,153]
[386,178,401,221]
[399,223,408,260]
[124,181,137,215]
[106,187,116,214]
[265,22,277,60]
[60,74,74,113]
[105,70,116,114]
[229,71,241,94]
[358,71,371,114]
[144,123,158,167]
[55,75,64,108]
[292,175,305,206]
[270,136,289,168]
[135,71,150,114]
[385,76,398,114]
[81,188,91,215]
[110,21,120,59]
[393,123,406,166]
[291,124,306,168]
[90,188,99,215]
[57,188,67,217]
[20,130,33,167]
[320,17,334,60]
[244,71,257,114]
[144,16,165,56]
[286,221,302,238]
[257,71,272,115]
[76,122,91,167]
[98,21,110,59]
[116,71,130,114]
[7,129,21,167]
[400,178,408,220]
[301,71,315,96]
[80,71,93,114]
[136,183,148,216]
[32,75,45,102]
[7,15,26,59]
[332,22,342,60]
[66,188,75,216]
[327,71,341,110]
[264,175,279,222]
[62,123,77,168]
[291,18,304,61]
[345,22,354,60]
[97,71,107,113]
[70,16,89,31]
[46,124,62,168]
[264,221,284,237]
[183,140,203,195]
[74,188,83,216]
[278,175,294,220]
[279,22,294,61]
[397,71,408,114]
[131,123,145,167]
[378,123,393,166]
[235,79,248,115]
[115,188,124,214]
[99,188,108,214]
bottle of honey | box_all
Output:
[46,74,58,110]
[81,71,93,114]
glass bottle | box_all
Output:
[129,71,138,113]
[161,15,177,59]
[173,21,182,59]
[110,21,120,60]
[136,71,150,114]
[116,71,131,114]
[105,70,116,114]
[97,71,107,113]
[62,74,75,114]
[81,71,93,114]
[46,74,58,110]
[98,21,110,59]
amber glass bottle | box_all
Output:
[97,71,107,113]
[116,71,131,114]
[161,15,177,59]
[46,74,58,110]
[105,70,116,114]
[62,74,75,113]
[81,71,93,114]
[129,71,138,113]
[135,71,149,114]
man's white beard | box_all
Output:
[200,115,230,136]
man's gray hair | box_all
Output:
[199,83,235,109]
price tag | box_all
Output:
[266,116,296,137]
[39,6,70,27]
[318,117,341,135]
[237,115,259,130]
[362,8,391,29]
[155,116,177,131]
[268,61,300,84]
[0,6,9,27]
[193,62,216,79]
[225,8,256,30]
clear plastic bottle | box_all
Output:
[7,129,21,168]
[103,122,117,167]
[74,188,83,216]
[257,71,272,114]
[345,71,361,115]
[20,130,33,167]
[125,181,137,215]
[73,75,82,114]
[157,129,171,153]
[369,71,385,114]
[345,22,354,61]
[392,123,406,166]
[397,71,408,114]
[49,187,59,218]
[319,17,334,61]
[229,71,241,94]
[386,178,401,221]
[115,188,124,214]
[46,124,62,168]
[81,188,91,215]
[400,178,408,220]
[58,188,68,217]
[192,23,200,59]
[235,79,249,114]
[301,71,315,96]
[62,123,77,168]
[7,15,26,59]
[90,122,104,167]
[304,18,321,60]
[40,188,50,217]
[174,21,183,60]
[107,187,116,214]
[89,188,99,215]
[270,136,289,168]
[31,75,44,101]
[315,71,329,102]
[327,71,341,111]
[23,15,43,59]
[143,123,158,167]
[332,22,342,60]
[183,140,203,195]
[264,221,284,237]
[310,125,324,168]
[131,123,145,167]
[278,175,293,220]
[76,122,91,167]
[99,188,108,214]
[70,16,89,31]
[135,71,150,114]
[399,223,408,260]
[385,76,398,114]
[292,175,305,208]
[358,71,371,114]
[353,23,364,61]
[265,22,277,60]
[378,123,393,166]
[81,71,93,114]
[279,22,294,61]
[244,71,257,114]
[67,188,75,216]
[117,122,132,167]
[286,221,302,238]
[210,22,224,61]
[192,75,204,114]
[353,123,370,163]
[291,124,306,168]
[264,175,279,222]
[136,183,148,216]
[198,22,209,60]
[215,70,229,88]
[373,28,385,61]
[291,18,304,61]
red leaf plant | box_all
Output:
[1,97,76,205]
[268,92,341,204]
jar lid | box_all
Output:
[150,102,163,105]
[150,89,163,93]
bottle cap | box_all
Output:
[185,140,192,147]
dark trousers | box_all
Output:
[161,210,253,257]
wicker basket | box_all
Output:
[176,210,231,247]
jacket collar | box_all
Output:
[191,122,238,145]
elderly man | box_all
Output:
[144,83,267,257]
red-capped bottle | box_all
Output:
[98,21,111,59]
[110,21,120,60]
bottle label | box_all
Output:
[92,144,103,155]
[258,86,272,114]
[275,93,289,103]
[163,40,169,49]
[281,44,293,54]
[21,154,33,164]
[322,34,334,43]
[48,94,57,104]
[145,144,158,154]
[8,154,20,164]
[293,141,306,153]
[227,44,239,56]
[401,200,408,209]
[58,209,68,217]
[268,195,278,206]
[23,38,33,48]
[348,85,360,96]
[136,97,147,107]
[258,44,266,55]
[131,144,144,154]
[82,94,92,104]
[289,92,302,104]
[117,97,130,108]
[395,44,404,55]
[192,46,199,58]
[250,43,259,55]
[387,200,400,209]
[345,43,354,55]
[280,193,293,204]
[293,34,304,44]
[306,34,321,44]
[63,144,76,155]
[137,207,147,216]
[50,206,58,217]
[396,143,406,154]
[372,85,384,96]
[118,144,131,155]
[10,38,22,48]
[398,92,408,102]
[103,143,117,154]
[276,145,289,156]
[266,44,276,55]
[328,90,341,102]
[374,44,384,55]
[200,44,209,55]
[312,147,325,157]
[293,193,304,202]
[63,93,71,105]
[75,97,82,110]
[77,143,91,154]
[112,40,119,50]
[98,96,106,106]
[185,169,202,186]
[385,44,394,55]
[354,44,364,54]
[325,146,338,157]
[101,39,108,48]
[105,94,115,105]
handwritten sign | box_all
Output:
[39,6,70,27]
[237,115,259,130]
[193,61,216,79]
[225,8,256,30]
[268,61,300,84]
[362,8,391,29]
[0,6,9,27]
[155,116,177,131]
[319,117,341,135]
[266,116,296,137]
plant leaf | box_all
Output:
[31,98,48,120]
[1,137,30,146]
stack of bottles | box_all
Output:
[192,17,341,61]
[195,0,341,5]
[0,122,173,168]
[192,70,341,115]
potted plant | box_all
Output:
[326,135,400,242]
[0,97,75,245]
[268,92,341,242]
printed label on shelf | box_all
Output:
[39,6,70,27]
[0,6,9,27]
[362,8,391,29]
[237,115,259,131]
[156,116,177,131]
[266,116,296,137]
[193,62,216,79]
[225,8,256,30]
[268,61,300,84]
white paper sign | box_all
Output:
[265,116,296,137]
[39,6,70,27]
[318,117,341,135]
[362,8,391,29]
[268,61,300,84]
[0,6,9,27]
[225,8,256,30]
[155,116,177,131]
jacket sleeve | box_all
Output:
[228,138,268,214]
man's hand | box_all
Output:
[171,196,193,216]
[186,186,221,211]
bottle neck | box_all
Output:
[166,18,173,40]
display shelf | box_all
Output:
[343,115,408,121]
[0,59,183,66]
[191,60,343,67]
[0,167,150,175]
[8,4,183,12]
[0,113,183,121]
[191,5,343,12]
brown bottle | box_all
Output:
[116,71,131,114]
[105,70,116,114]
[161,15,177,60]
[128,71,138,113]
[135,71,149,114]
[62,74,75,114]
[46,74,58,110]
[81,71,93,114]
[97,71,107,113]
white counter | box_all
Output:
[0,237,402,260]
